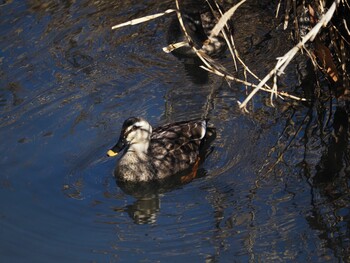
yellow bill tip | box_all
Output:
[107,150,118,157]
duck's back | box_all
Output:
[149,120,207,178]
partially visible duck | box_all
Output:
[166,1,229,58]
[107,117,214,182]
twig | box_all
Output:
[238,0,341,110]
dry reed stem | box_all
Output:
[171,0,301,106]
[343,18,350,35]
[238,0,341,110]
[202,0,281,102]
[209,0,246,38]
[174,0,194,50]
[233,42,272,90]
[224,30,238,71]
[162,41,188,53]
[173,0,232,75]
[276,0,282,18]
[173,0,276,96]
[111,9,176,30]
[109,0,270,96]
[201,65,306,102]
[206,0,238,70]
[283,0,291,30]
[110,0,334,110]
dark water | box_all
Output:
[1,0,349,262]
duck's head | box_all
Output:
[107,117,152,157]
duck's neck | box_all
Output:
[127,142,149,158]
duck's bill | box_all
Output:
[107,138,126,157]
[107,149,118,157]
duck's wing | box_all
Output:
[151,119,207,142]
[149,120,207,177]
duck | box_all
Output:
[166,1,229,58]
[107,117,214,182]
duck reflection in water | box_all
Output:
[124,193,160,225]
[108,117,215,224]
[119,168,210,224]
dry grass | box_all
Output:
[111,0,349,112]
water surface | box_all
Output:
[0,0,349,262]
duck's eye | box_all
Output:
[131,125,138,131]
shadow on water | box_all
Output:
[306,106,350,261]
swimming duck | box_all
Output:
[107,117,214,182]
